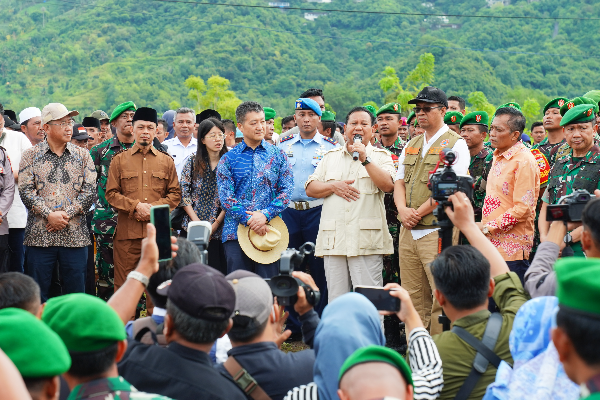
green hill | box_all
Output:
[0,0,598,122]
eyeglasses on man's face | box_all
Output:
[413,106,443,114]
[47,120,75,127]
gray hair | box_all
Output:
[175,107,195,117]
[235,101,263,124]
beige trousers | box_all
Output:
[324,254,384,303]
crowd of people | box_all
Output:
[0,84,600,400]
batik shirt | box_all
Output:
[90,136,135,235]
[469,146,494,222]
[217,139,293,242]
[68,376,172,400]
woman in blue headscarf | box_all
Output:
[162,110,176,140]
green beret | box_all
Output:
[444,111,463,125]
[560,104,597,127]
[460,111,489,129]
[560,97,599,117]
[364,105,377,117]
[583,90,600,106]
[407,110,416,123]
[42,293,126,352]
[339,345,413,386]
[376,102,401,116]
[543,97,569,115]
[264,107,276,121]
[0,308,71,378]
[497,102,521,111]
[555,258,600,315]
[321,111,336,122]
[109,101,137,123]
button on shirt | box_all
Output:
[277,132,339,201]
[394,124,470,240]
[163,136,198,179]
[217,140,294,242]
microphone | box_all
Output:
[353,134,362,161]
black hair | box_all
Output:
[0,272,40,313]
[530,121,544,131]
[556,307,600,366]
[193,117,227,180]
[166,299,229,344]
[68,342,118,378]
[300,88,324,102]
[321,120,336,137]
[281,115,295,126]
[157,118,168,132]
[477,124,489,134]
[337,122,345,135]
[494,107,526,134]
[147,238,203,308]
[346,106,376,125]
[228,316,269,343]
[431,246,491,310]
[23,377,54,393]
[221,119,235,133]
[582,198,600,247]
[235,101,263,125]
[448,96,466,110]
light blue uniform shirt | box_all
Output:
[277,132,339,202]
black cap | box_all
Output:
[82,117,101,130]
[72,124,91,140]
[4,110,17,122]
[132,107,158,125]
[159,263,235,322]
[408,86,448,108]
[197,109,221,124]
[4,116,21,130]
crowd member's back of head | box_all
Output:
[581,197,600,257]
[0,272,41,315]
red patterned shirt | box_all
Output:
[482,141,540,261]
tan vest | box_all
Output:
[403,130,461,227]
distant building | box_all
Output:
[268,2,290,7]
[306,0,332,2]
[304,12,328,20]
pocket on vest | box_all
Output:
[357,169,377,194]
[321,219,336,250]
[358,218,384,250]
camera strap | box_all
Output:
[223,356,273,400]
[451,312,503,400]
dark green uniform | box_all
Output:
[90,136,134,300]
[543,144,600,257]
[469,146,493,222]
[67,377,172,400]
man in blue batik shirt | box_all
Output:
[278,98,338,326]
[217,101,294,278]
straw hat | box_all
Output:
[237,216,289,264]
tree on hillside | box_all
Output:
[466,91,496,117]
[184,75,242,120]
[324,82,361,121]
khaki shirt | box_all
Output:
[106,143,181,240]
[306,144,395,257]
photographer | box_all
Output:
[432,192,528,400]
[538,104,600,258]
[526,192,600,297]
[216,270,320,400]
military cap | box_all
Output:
[339,345,413,386]
[91,110,109,121]
[543,97,569,115]
[560,103,597,127]
[560,97,599,117]
[496,102,521,111]
[444,111,463,126]
[555,258,600,315]
[295,98,322,117]
[321,111,336,122]
[414,119,419,127]
[109,101,137,123]
[460,111,489,129]
[0,308,71,378]
[42,293,126,352]
[407,110,416,123]
[132,107,158,125]
[583,90,600,106]
[364,105,377,117]
[376,102,401,116]
[263,107,276,121]
[408,86,448,108]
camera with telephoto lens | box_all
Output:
[427,149,474,202]
[546,189,596,222]
[266,242,321,307]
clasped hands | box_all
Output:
[246,211,269,236]
[46,211,69,232]
[134,202,152,222]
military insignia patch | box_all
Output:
[531,148,550,185]
[405,147,420,155]
[476,114,482,122]
[440,139,450,147]
[568,102,575,109]
[558,99,565,107]
[451,116,456,123]
[393,104,399,112]
[295,101,302,109]
[587,108,593,117]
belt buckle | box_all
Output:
[295,201,309,211]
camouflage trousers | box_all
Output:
[382,221,400,284]
[95,233,115,301]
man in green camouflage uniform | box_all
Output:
[90,101,136,300]
[376,102,405,284]
[539,104,600,257]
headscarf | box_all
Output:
[313,293,385,400]
[162,110,176,140]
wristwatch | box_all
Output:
[482,225,490,236]
[564,232,573,246]
[361,156,372,166]
[127,271,150,287]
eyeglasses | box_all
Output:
[413,106,443,113]
[47,120,75,127]
[206,133,225,140]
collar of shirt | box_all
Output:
[240,139,267,153]
[168,341,212,365]
[423,124,451,146]
[475,146,491,159]
[132,142,159,156]
[168,136,197,148]
[68,377,133,400]
[285,131,325,146]
[40,140,73,156]
[452,309,491,329]
[152,307,167,317]
[226,341,279,357]
[494,140,526,161]
[110,135,131,150]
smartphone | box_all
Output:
[150,205,172,262]
[354,286,400,312]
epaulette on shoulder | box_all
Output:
[279,135,295,144]
[322,136,338,146]
[555,143,571,161]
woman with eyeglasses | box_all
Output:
[180,118,228,273]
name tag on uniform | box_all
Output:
[405,147,419,155]
[428,147,443,155]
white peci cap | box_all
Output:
[19,107,42,124]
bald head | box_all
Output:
[338,362,413,400]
